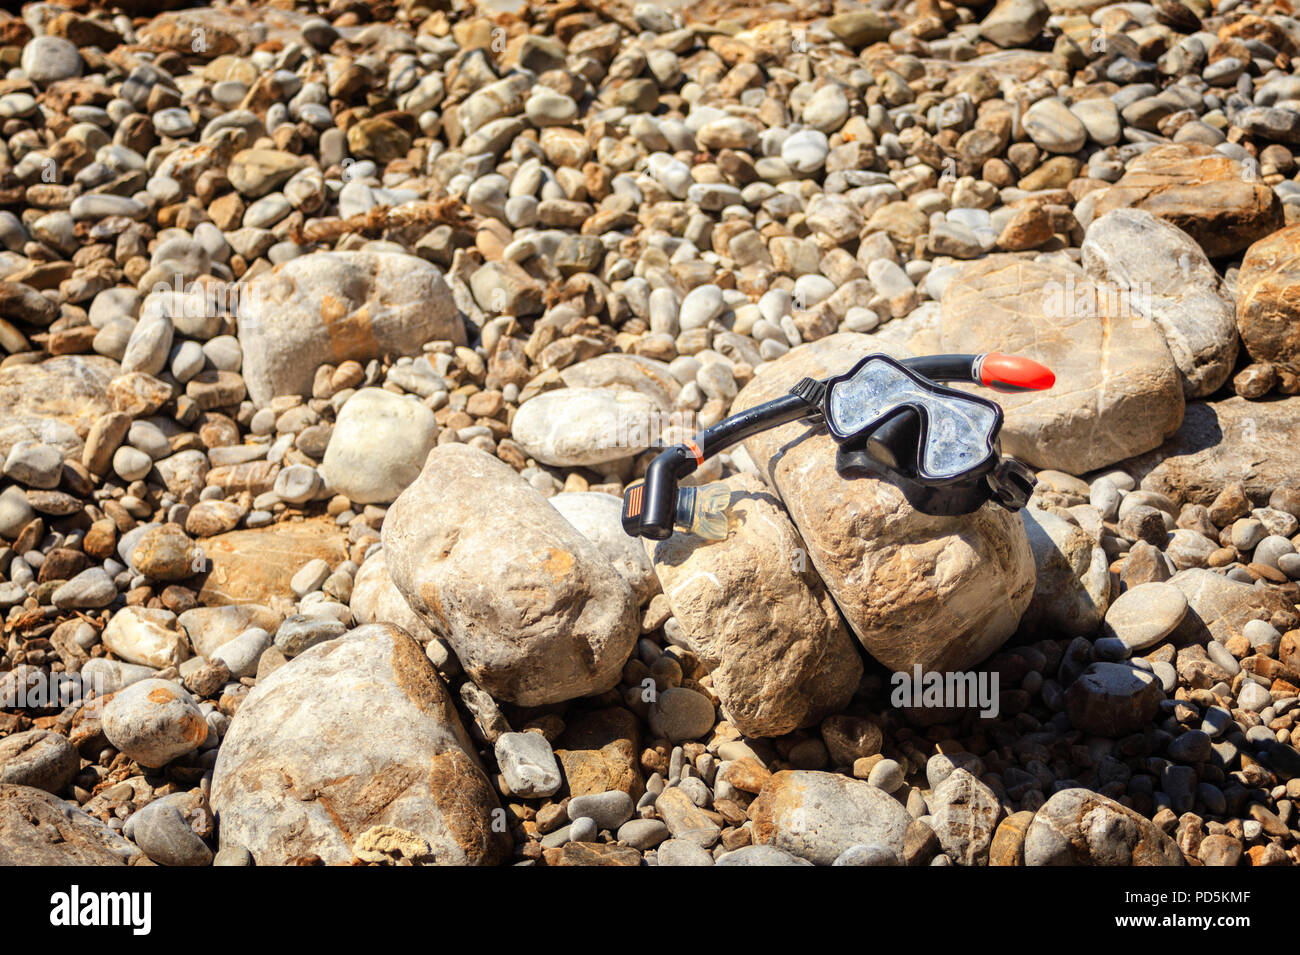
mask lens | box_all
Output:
[826,357,998,480]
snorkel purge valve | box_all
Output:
[621,352,1055,541]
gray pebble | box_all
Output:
[617,818,669,849]
[133,799,212,867]
[655,838,715,866]
[867,758,904,793]
[213,844,252,866]
[832,843,901,866]
[494,731,561,798]
[717,844,814,866]
[273,615,346,657]
[51,567,116,610]
[567,790,634,830]
[0,729,79,793]
[568,816,598,843]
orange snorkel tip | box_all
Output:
[978,353,1056,393]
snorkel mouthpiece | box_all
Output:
[677,483,730,540]
[622,479,731,540]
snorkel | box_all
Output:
[621,353,1055,540]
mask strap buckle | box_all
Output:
[986,457,1035,512]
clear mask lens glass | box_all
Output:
[827,358,998,480]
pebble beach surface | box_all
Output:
[1,0,1300,867]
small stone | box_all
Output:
[113,446,153,482]
[273,464,321,505]
[782,130,830,174]
[1025,789,1182,865]
[289,558,330,597]
[213,845,252,866]
[1102,582,1187,651]
[654,787,720,847]
[989,810,1035,866]
[928,769,1001,866]
[132,798,212,867]
[567,790,634,830]
[494,732,562,798]
[648,687,715,743]
[0,730,79,793]
[102,606,190,669]
[321,389,438,505]
[4,443,62,489]
[831,844,900,866]
[1023,98,1088,154]
[131,524,198,582]
[655,838,714,866]
[867,758,904,793]
[210,628,271,680]
[821,715,883,766]
[826,11,891,47]
[750,770,912,865]
[1065,662,1164,737]
[717,844,815,866]
[0,486,35,539]
[182,660,230,699]
[102,679,207,768]
[1238,681,1271,712]
[52,567,116,609]
[678,285,724,331]
[273,615,346,658]
[1197,834,1243,867]
[21,36,82,86]
[617,818,669,850]
[980,0,1049,47]
[1168,730,1212,763]
[228,149,305,198]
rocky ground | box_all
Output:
[0,0,1299,868]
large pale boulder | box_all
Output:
[750,770,913,865]
[550,491,659,604]
[382,444,638,705]
[1082,208,1239,397]
[1088,143,1283,259]
[1127,397,1300,506]
[350,550,436,642]
[939,254,1184,473]
[236,251,465,405]
[1019,507,1110,638]
[211,624,508,866]
[321,388,438,504]
[0,785,141,865]
[732,333,1035,674]
[196,519,349,616]
[511,387,663,467]
[0,355,117,458]
[1235,222,1300,370]
[1025,788,1183,865]
[558,353,682,408]
[1168,568,1299,645]
[647,473,862,738]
